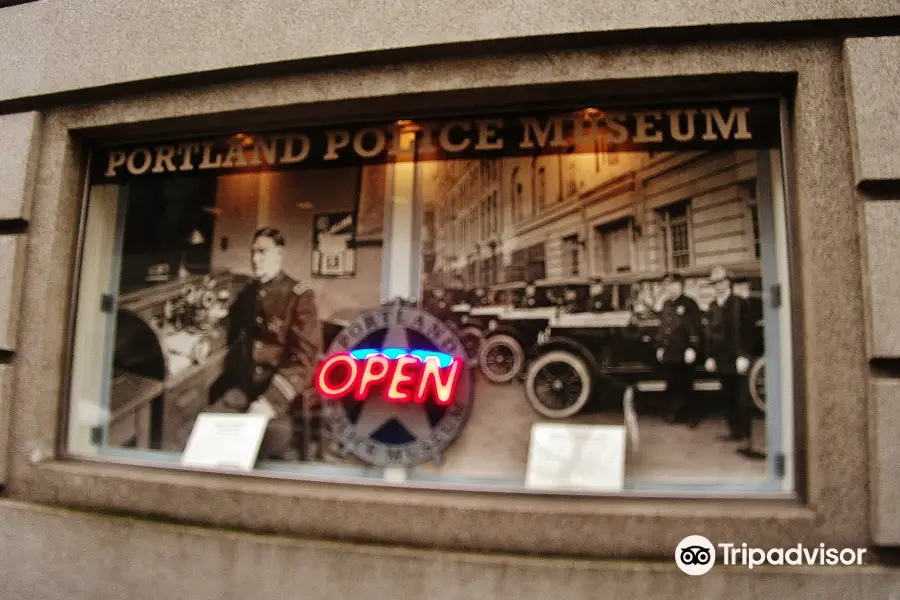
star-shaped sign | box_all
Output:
[349,322,436,441]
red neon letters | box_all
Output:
[315,352,462,404]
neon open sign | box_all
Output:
[314,348,463,404]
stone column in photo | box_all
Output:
[382,129,420,303]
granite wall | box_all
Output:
[0,3,899,596]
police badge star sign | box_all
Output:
[315,302,475,467]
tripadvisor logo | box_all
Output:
[675,535,716,576]
[675,535,868,574]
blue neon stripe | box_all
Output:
[348,348,455,367]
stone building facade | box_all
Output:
[428,149,760,286]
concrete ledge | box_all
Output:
[859,201,900,358]
[0,235,26,352]
[870,376,900,546]
[844,36,900,186]
[0,0,899,104]
[0,500,898,600]
[0,111,41,220]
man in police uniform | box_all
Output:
[655,271,703,425]
[522,281,539,308]
[562,285,585,313]
[588,279,607,312]
[208,227,322,459]
[423,286,449,315]
[704,266,759,455]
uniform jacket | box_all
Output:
[226,272,322,417]
[423,292,450,316]
[705,293,752,373]
[589,288,613,312]
[655,293,702,364]
[522,287,545,308]
[472,289,490,306]
[562,298,584,313]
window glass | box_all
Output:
[595,219,633,274]
[69,100,792,494]
[660,200,692,269]
[563,235,581,276]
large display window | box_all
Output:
[67,99,794,494]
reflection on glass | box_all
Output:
[69,103,788,494]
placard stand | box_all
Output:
[181,413,269,472]
[525,424,626,491]
[383,467,409,483]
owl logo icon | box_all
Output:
[675,535,716,575]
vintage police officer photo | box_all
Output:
[97,105,778,484]
[419,143,771,479]
[205,227,322,460]
[108,165,385,460]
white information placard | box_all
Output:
[525,424,626,491]
[180,414,270,472]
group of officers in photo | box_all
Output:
[654,267,765,460]
[196,225,764,463]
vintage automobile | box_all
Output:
[421,286,470,331]
[749,356,766,412]
[477,277,592,383]
[422,286,462,317]
[454,286,503,357]
[589,271,667,315]
[522,266,767,419]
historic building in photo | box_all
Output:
[427,149,760,290]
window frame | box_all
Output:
[750,202,762,260]
[80,140,781,483]
[8,44,871,559]
[563,234,581,276]
[742,180,763,260]
[537,165,547,209]
[659,199,694,270]
[593,218,635,275]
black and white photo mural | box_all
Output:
[68,99,792,493]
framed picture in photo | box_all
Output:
[312,211,356,277]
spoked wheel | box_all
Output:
[460,326,484,359]
[525,351,592,419]
[749,356,766,413]
[478,334,525,383]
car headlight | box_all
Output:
[536,331,546,344]
[488,319,497,331]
